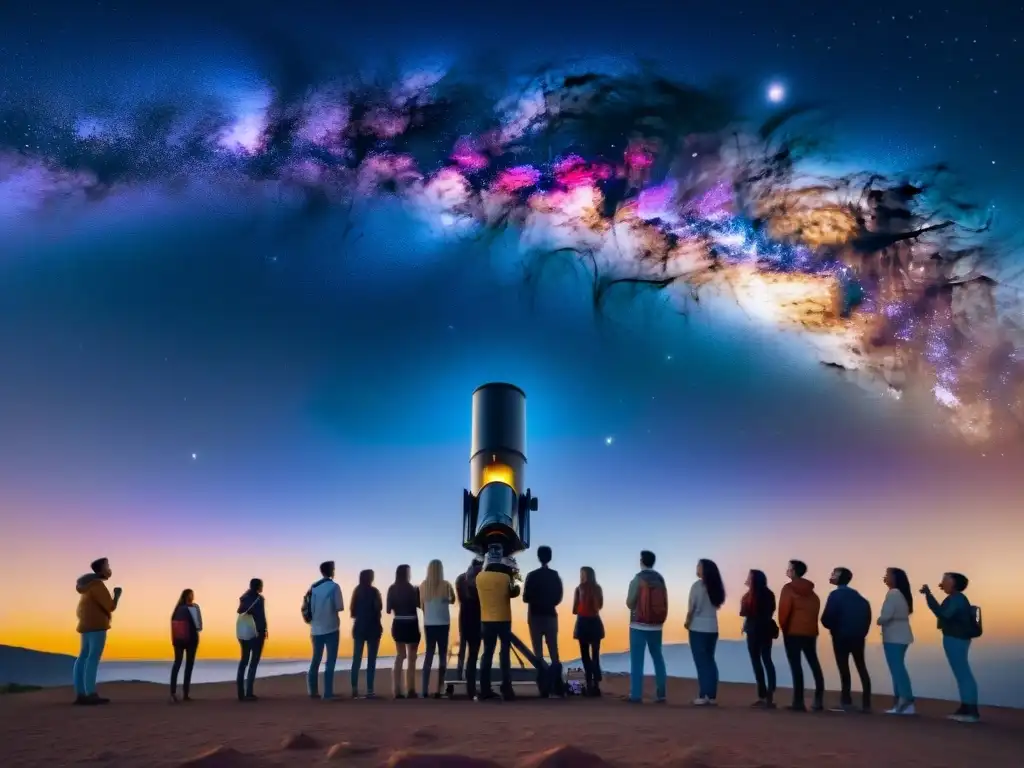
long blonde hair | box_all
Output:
[420,559,450,603]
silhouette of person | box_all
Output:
[170,588,202,702]
[73,557,122,706]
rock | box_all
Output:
[281,732,319,750]
[516,745,611,768]
[385,750,503,768]
[326,742,378,760]
[178,746,257,768]
[410,728,440,742]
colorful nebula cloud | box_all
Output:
[2,63,1022,443]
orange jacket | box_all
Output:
[778,577,820,637]
[76,574,116,633]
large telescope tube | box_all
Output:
[463,383,538,555]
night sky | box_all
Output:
[1,0,1021,664]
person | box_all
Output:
[73,558,122,705]
[522,545,564,675]
[878,567,915,715]
[386,564,421,699]
[420,559,456,698]
[350,569,383,698]
[476,549,520,700]
[455,557,484,699]
[778,560,825,712]
[572,566,604,696]
[687,558,725,706]
[306,561,344,700]
[625,550,668,703]
[740,569,778,708]
[236,578,267,702]
[821,567,873,712]
[922,572,981,722]
[170,588,202,702]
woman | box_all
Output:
[169,589,202,702]
[235,578,267,702]
[878,567,915,715]
[572,566,605,696]
[921,572,981,723]
[739,569,778,708]
[386,564,421,699]
[686,558,725,706]
[350,569,383,699]
[420,559,457,698]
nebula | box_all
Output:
[2,62,1021,443]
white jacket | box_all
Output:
[877,588,914,645]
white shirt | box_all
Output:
[187,604,203,631]
[877,588,914,645]
[687,580,719,633]
[421,582,455,626]
[309,579,344,637]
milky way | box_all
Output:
[2,61,1021,443]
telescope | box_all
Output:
[462,382,539,559]
[447,382,562,698]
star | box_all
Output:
[191,453,197,460]
[604,436,614,446]
[767,83,786,104]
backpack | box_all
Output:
[635,577,668,625]
[967,605,983,639]
[301,578,330,625]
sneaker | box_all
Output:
[87,693,110,705]
[888,702,916,715]
[654,697,667,704]
[73,695,95,706]
[693,696,710,706]
[365,692,376,699]
[750,699,769,708]
[949,712,980,723]
[787,703,807,712]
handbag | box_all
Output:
[236,596,261,641]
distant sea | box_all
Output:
[5,641,1022,708]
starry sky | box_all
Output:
[1,0,1022,664]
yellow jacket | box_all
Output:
[476,570,515,623]
[76,574,116,633]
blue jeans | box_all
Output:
[882,642,914,702]
[73,630,107,696]
[308,630,340,699]
[689,630,719,699]
[629,628,666,701]
[942,635,978,706]
[351,632,381,694]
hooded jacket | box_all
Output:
[778,577,820,637]
[76,574,116,633]
[237,590,268,636]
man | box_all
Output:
[305,560,345,700]
[778,560,825,712]
[625,550,668,703]
[455,556,484,699]
[522,545,563,674]
[475,550,520,700]
[821,567,873,712]
[73,558,122,705]
[237,578,268,701]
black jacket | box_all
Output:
[456,564,482,630]
[350,585,383,639]
[523,566,563,618]
[237,590,267,635]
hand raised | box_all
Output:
[113,586,123,598]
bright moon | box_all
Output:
[767,83,785,103]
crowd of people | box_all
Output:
[71,551,984,723]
